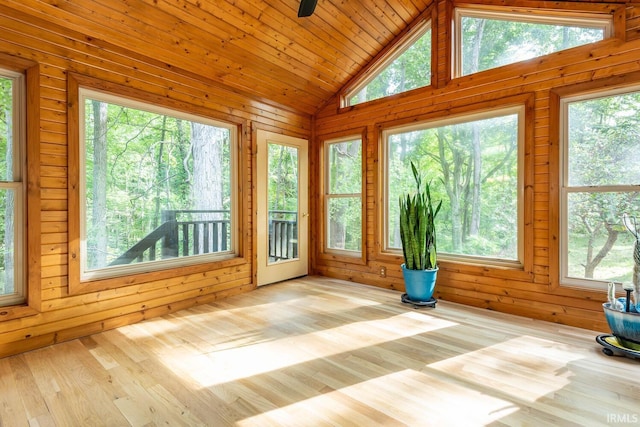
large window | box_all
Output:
[561,87,640,288]
[80,89,237,281]
[0,69,24,306]
[324,136,362,255]
[343,20,431,107]
[454,8,611,77]
[383,107,523,265]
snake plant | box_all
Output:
[399,162,442,270]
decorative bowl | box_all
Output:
[603,302,640,351]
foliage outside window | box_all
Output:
[267,142,300,261]
[455,8,610,77]
[0,70,24,306]
[325,137,362,254]
[80,89,236,280]
[561,88,640,288]
[344,21,431,107]
[384,108,522,264]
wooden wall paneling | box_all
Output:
[0,269,254,358]
[26,61,42,315]
[315,40,640,134]
[9,1,324,112]
[249,123,259,285]
[313,2,640,331]
[308,116,319,274]
[5,0,419,114]
[297,0,381,60]
[628,3,640,40]
[436,0,451,89]
[0,1,311,357]
[321,2,391,55]
[149,1,339,92]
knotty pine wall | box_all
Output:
[311,0,640,332]
[0,7,310,358]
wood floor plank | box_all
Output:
[0,276,638,426]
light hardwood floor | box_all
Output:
[1,276,638,426]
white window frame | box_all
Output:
[0,68,25,306]
[381,106,525,268]
[324,135,363,257]
[78,88,238,281]
[453,7,613,78]
[342,19,432,108]
[560,85,640,290]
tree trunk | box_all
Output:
[329,144,345,249]
[191,123,223,210]
[437,129,464,250]
[91,100,108,268]
[191,123,224,252]
[153,116,167,229]
[469,19,485,74]
[584,223,619,278]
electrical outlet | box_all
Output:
[380,266,386,278]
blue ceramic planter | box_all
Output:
[603,302,640,351]
[401,264,438,302]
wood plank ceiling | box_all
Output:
[4,0,434,114]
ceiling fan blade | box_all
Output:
[298,0,318,17]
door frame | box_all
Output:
[256,130,309,286]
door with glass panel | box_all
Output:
[256,130,308,286]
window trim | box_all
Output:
[67,73,246,295]
[452,6,614,78]
[558,83,640,290]
[0,68,25,307]
[78,88,238,282]
[0,52,39,317]
[379,103,528,270]
[322,134,364,258]
[341,15,433,108]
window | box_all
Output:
[383,107,523,265]
[0,68,24,306]
[454,8,611,77]
[343,20,431,107]
[561,87,640,288]
[79,88,237,281]
[324,136,362,255]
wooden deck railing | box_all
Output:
[110,209,298,266]
[109,210,230,266]
[269,210,298,261]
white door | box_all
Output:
[256,130,309,286]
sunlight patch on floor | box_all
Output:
[236,369,519,427]
[158,312,458,387]
[426,335,583,403]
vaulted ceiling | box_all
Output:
[5,0,434,114]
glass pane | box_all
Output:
[84,98,233,271]
[387,113,519,260]
[0,77,13,181]
[327,197,361,252]
[328,139,361,194]
[568,92,640,186]
[267,142,299,264]
[461,15,604,76]
[0,189,16,297]
[349,29,431,106]
[567,191,640,282]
